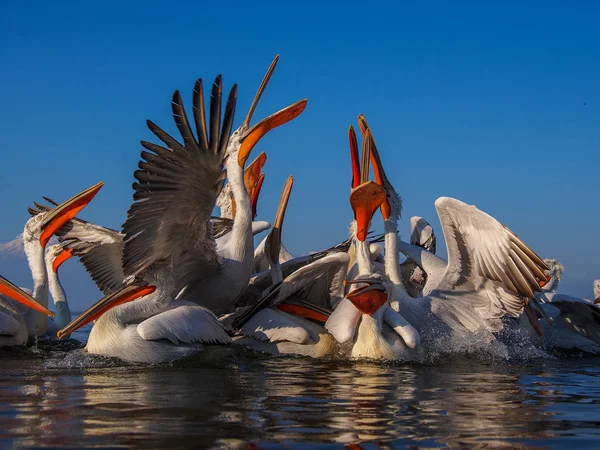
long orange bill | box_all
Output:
[265,175,293,266]
[348,126,360,189]
[251,173,265,220]
[277,304,329,324]
[244,151,267,196]
[239,100,307,167]
[350,181,386,242]
[358,116,392,220]
[40,182,104,248]
[52,248,74,273]
[241,55,280,132]
[538,275,552,288]
[0,275,54,317]
[56,284,156,339]
[345,278,388,315]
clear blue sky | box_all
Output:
[1,1,598,307]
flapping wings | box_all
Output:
[432,197,548,327]
[122,76,237,294]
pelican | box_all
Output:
[325,126,419,360]
[57,57,306,363]
[224,176,344,357]
[595,280,600,303]
[532,260,600,353]
[399,216,436,298]
[16,183,103,340]
[356,115,549,354]
[0,275,54,346]
[44,244,73,334]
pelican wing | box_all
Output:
[0,308,21,337]
[54,219,125,295]
[122,77,237,295]
[137,301,231,345]
[432,197,548,328]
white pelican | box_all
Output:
[325,126,419,360]
[17,183,103,340]
[400,216,436,297]
[0,275,54,346]
[225,175,344,357]
[533,260,600,353]
[357,115,549,350]
[57,57,306,363]
[595,280,600,303]
[44,244,73,334]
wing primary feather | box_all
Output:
[506,256,535,298]
[146,120,185,152]
[209,75,223,153]
[193,78,209,149]
[218,84,237,154]
[171,90,198,150]
[506,229,549,270]
[509,248,542,293]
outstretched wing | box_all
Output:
[122,76,237,295]
[29,201,125,295]
[431,197,548,329]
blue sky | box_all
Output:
[1,1,598,307]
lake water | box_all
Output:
[1,324,600,449]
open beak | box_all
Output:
[251,173,265,220]
[538,275,552,289]
[358,115,392,220]
[39,182,104,248]
[345,278,388,315]
[348,126,361,189]
[244,152,267,195]
[237,55,307,167]
[56,284,155,339]
[52,248,73,273]
[0,275,54,317]
[350,181,386,241]
[265,175,293,266]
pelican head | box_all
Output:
[356,114,402,223]
[346,274,390,315]
[540,258,563,292]
[410,216,436,254]
[226,55,307,169]
[25,182,104,249]
[593,280,600,304]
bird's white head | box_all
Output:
[541,258,564,292]
[593,279,600,302]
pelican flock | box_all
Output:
[1,54,598,365]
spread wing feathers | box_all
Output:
[433,197,548,323]
[233,253,350,329]
[551,300,600,344]
[211,216,234,240]
[122,77,237,294]
[55,219,125,294]
[136,301,231,345]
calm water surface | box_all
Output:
[1,324,600,449]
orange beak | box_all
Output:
[348,126,361,189]
[56,284,155,339]
[0,275,54,317]
[358,115,391,220]
[265,175,293,267]
[52,248,74,273]
[39,182,104,248]
[539,275,552,288]
[345,278,388,315]
[277,303,329,324]
[238,100,307,167]
[244,152,267,196]
[236,55,307,167]
[251,173,265,220]
[350,181,386,241]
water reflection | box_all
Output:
[1,347,600,448]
